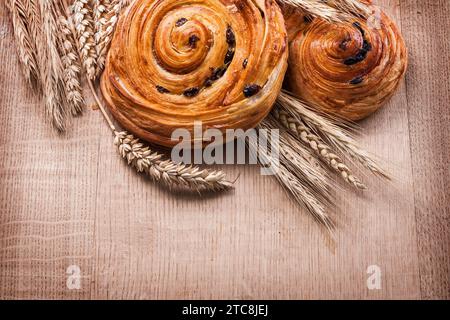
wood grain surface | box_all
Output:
[0,0,448,300]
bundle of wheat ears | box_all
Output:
[7,0,389,229]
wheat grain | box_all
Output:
[72,0,97,79]
[93,0,111,38]
[7,0,40,85]
[93,0,111,20]
[23,0,41,53]
[121,0,134,8]
[114,131,234,192]
[94,0,122,76]
[58,15,85,115]
[273,107,367,189]
[278,0,371,22]
[277,91,389,179]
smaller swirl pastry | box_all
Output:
[284,6,408,121]
[101,0,288,147]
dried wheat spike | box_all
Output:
[248,125,334,231]
[40,0,67,131]
[72,0,97,79]
[278,0,371,22]
[26,0,40,38]
[273,107,366,190]
[93,0,111,37]
[121,0,134,8]
[277,92,389,179]
[94,0,122,76]
[114,131,234,192]
[277,162,334,231]
[8,0,40,85]
[58,15,85,115]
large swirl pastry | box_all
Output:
[284,6,408,121]
[101,0,288,147]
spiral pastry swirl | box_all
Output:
[284,6,408,121]
[101,0,288,147]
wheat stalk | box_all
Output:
[21,0,41,56]
[278,0,371,22]
[39,0,67,131]
[260,116,333,196]
[72,0,97,79]
[8,0,84,129]
[251,120,335,230]
[273,107,366,189]
[7,0,40,85]
[276,91,389,179]
[58,14,85,115]
[94,0,122,77]
[114,132,234,192]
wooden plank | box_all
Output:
[399,0,450,299]
[90,0,420,299]
[0,0,444,300]
[0,3,99,299]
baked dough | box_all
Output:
[101,0,288,147]
[284,4,408,121]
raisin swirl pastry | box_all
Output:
[100,0,288,147]
[283,6,408,121]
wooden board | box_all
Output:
[0,0,448,300]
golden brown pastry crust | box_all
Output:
[284,5,408,121]
[101,0,288,147]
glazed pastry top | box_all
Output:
[284,4,408,121]
[101,0,288,146]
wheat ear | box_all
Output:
[94,0,122,76]
[26,0,41,44]
[277,91,389,179]
[7,0,40,85]
[261,116,333,196]
[58,14,85,115]
[39,0,67,131]
[121,0,134,8]
[277,0,371,22]
[72,0,97,79]
[251,120,334,231]
[273,107,366,190]
[114,132,233,191]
